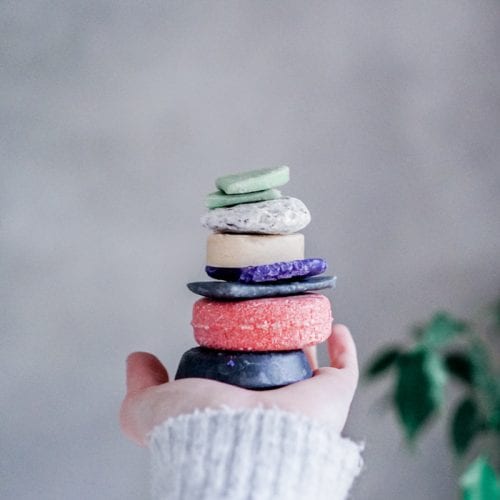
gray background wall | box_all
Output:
[2,1,500,498]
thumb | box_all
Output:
[303,345,319,370]
[327,324,359,380]
[125,352,169,394]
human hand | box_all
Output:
[120,324,358,446]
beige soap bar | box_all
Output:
[206,233,305,267]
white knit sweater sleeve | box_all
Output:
[148,407,363,500]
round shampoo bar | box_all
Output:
[175,347,312,390]
[192,294,332,351]
[206,233,304,268]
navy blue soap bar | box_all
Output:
[175,347,313,390]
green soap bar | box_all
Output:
[215,166,290,195]
[206,188,282,209]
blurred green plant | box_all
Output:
[365,298,500,499]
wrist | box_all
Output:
[148,407,363,500]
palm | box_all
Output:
[120,324,358,446]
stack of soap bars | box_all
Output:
[175,166,336,390]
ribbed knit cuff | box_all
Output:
[148,407,363,500]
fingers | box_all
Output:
[125,352,169,395]
[327,324,359,380]
[255,325,359,432]
[303,345,319,370]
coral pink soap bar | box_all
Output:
[192,293,332,351]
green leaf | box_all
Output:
[395,348,447,441]
[451,398,482,455]
[460,456,500,500]
[445,352,475,386]
[365,347,401,379]
[490,401,500,433]
[469,342,500,418]
[421,311,469,348]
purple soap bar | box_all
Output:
[205,258,327,283]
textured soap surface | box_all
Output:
[206,258,327,283]
[206,189,282,209]
[207,233,304,267]
[175,347,312,390]
[201,197,311,235]
[216,166,290,194]
[192,294,332,351]
[187,275,336,299]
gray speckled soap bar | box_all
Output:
[175,347,312,389]
[205,258,327,283]
[201,197,311,234]
[187,275,336,299]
